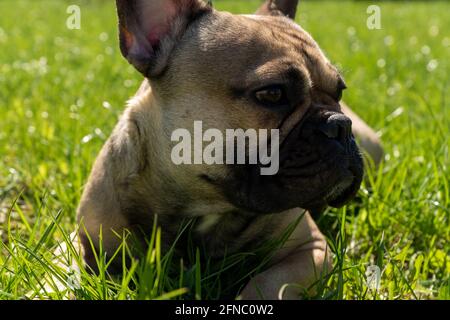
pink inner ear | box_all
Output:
[147,26,171,46]
[140,0,180,47]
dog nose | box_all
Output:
[318,114,352,140]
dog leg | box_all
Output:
[240,211,332,300]
[76,137,135,271]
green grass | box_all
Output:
[0,0,449,300]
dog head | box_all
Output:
[116,0,363,215]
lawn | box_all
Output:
[0,0,448,300]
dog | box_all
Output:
[76,0,383,299]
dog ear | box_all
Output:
[256,0,299,20]
[116,0,210,77]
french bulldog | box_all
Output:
[77,0,383,299]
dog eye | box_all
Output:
[254,86,287,107]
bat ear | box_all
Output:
[116,0,211,77]
[255,0,299,20]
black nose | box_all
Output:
[318,114,352,141]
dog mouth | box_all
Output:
[325,172,355,205]
[219,144,364,216]
[281,137,364,212]
[323,164,363,208]
[283,156,363,214]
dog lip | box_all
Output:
[327,183,358,208]
[326,165,363,208]
[325,172,354,202]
